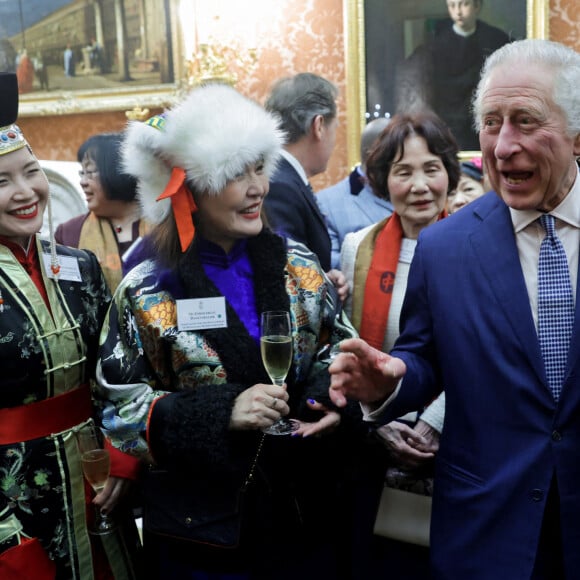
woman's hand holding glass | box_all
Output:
[76,422,116,534]
[230,386,343,438]
[93,476,132,515]
[259,311,299,435]
[230,383,290,431]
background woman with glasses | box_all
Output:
[55,131,153,292]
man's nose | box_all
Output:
[494,122,522,160]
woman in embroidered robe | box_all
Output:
[340,112,460,578]
[55,132,153,292]
[95,83,366,579]
[0,73,139,579]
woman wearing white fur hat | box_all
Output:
[95,83,367,578]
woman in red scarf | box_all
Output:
[340,112,460,578]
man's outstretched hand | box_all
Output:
[328,338,406,407]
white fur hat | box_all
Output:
[122,83,285,226]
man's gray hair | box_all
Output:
[265,73,338,143]
[472,39,580,136]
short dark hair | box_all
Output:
[366,112,460,201]
[77,132,138,202]
[265,73,338,143]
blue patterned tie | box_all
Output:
[537,214,574,401]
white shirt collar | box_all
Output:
[452,23,476,37]
[510,164,580,233]
[280,149,309,186]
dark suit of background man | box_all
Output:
[263,72,338,273]
[330,39,580,580]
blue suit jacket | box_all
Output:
[264,158,331,271]
[315,167,393,269]
[383,191,580,578]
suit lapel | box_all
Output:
[301,181,329,231]
[280,158,328,231]
[563,261,580,389]
[469,200,545,385]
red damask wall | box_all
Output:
[17,0,579,190]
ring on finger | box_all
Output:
[270,396,278,409]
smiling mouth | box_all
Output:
[240,204,261,215]
[503,171,533,185]
[12,204,37,217]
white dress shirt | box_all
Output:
[510,166,580,330]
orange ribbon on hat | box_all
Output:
[156,167,197,252]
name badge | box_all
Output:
[42,254,83,282]
[177,297,228,331]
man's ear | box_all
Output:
[573,132,580,157]
[311,114,325,141]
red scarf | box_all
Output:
[359,211,446,350]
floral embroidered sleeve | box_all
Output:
[95,279,170,460]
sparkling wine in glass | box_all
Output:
[81,449,110,493]
[260,311,299,435]
[77,423,116,534]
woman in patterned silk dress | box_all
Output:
[95,83,368,579]
[0,72,137,579]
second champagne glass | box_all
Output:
[76,423,116,534]
[260,310,299,436]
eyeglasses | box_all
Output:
[78,169,99,179]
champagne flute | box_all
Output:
[260,310,299,436]
[76,423,116,534]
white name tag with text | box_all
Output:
[177,297,228,331]
[42,254,83,282]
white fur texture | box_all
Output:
[122,84,285,225]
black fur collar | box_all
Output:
[178,229,293,387]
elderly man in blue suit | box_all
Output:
[316,117,393,269]
[329,39,580,580]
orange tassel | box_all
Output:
[156,167,197,253]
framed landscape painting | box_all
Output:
[0,0,184,116]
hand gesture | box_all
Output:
[293,399,341,438]
[328,338,406,407]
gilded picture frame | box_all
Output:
[344,0,550,166]
[5,0,186,117]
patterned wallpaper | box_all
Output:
[549,0,579,46]
[17,0,579,191]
